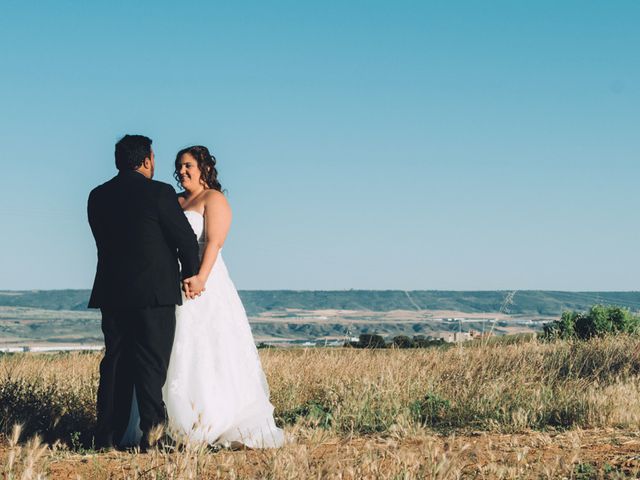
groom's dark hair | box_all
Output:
[115,134,153,171]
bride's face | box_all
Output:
[177,153,203,191]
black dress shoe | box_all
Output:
[93,432,115,452]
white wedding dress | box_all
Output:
[119,210,285,449]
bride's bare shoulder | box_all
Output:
[203,189,227,203]
[203,189,231,212]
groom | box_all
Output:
[88,134,203,450]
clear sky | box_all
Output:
[0,1,638,291]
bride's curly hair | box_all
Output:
[174,145,223,192]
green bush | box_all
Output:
[410,392,451,426]
[278,400,333,428]
[357,334,387,349]
[413,336,448,348]
[391,335,414,348]
[0,378,96,447]
[543,305,640,340]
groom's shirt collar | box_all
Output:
[117,169,147,179]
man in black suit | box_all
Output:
[88,134,202,450]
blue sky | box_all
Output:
[0,1,638,290]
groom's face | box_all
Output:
[148,149,155,178]
[137,148,155,179]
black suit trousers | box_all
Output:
[96,305,176,441]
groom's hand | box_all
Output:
[183,275,206,299]
[182,278,200,299]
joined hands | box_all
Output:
[183,275,206,300]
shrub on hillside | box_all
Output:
[413,336,448,348]
[543,305,640,340]
[357,334,387,348]
[391,335,414,348]
[347,334,449,349]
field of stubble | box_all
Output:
[3,336,640,479]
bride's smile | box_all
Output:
[177,153,207,193]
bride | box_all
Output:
[120,145,285,449]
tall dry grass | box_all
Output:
[2,335,640,478]
[3,336,640,443]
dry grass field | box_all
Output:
[3,336,640,478]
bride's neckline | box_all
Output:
[183,210,204,218]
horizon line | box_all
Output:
[1,288,639,294]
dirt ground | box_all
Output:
[4,428,640,479]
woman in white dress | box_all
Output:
[120,145,284,449]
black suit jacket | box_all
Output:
[87,170,200,309]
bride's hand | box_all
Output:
[183,275,206,299]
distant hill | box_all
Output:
[1,290,639,316]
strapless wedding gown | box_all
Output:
[120,210,285,448]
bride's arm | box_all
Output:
[196,189,232,284]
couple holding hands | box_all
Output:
[88,134,284,451]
